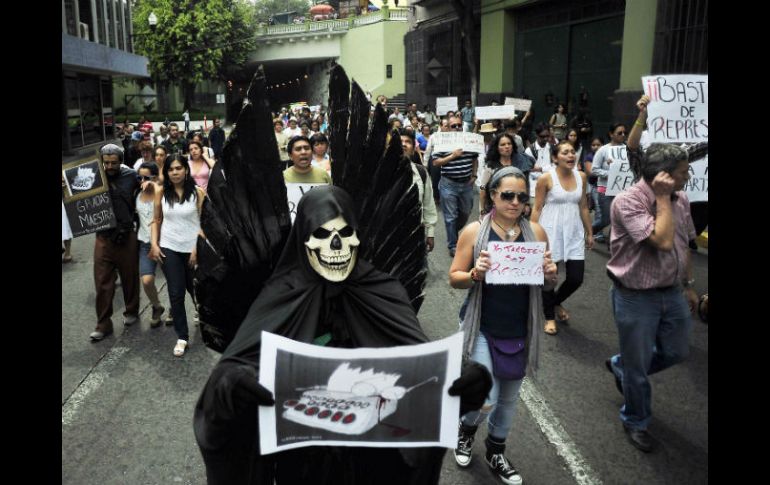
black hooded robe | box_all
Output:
[194,186,447,484]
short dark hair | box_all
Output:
[640,143,688,183]
[398,127,415,143]
[310,133,328,146]
[138,161,160,176]
[288,135,311,153]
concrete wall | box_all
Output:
[619,0,659,90]
[339,21,408,98]
[62,33,148,77]
[251,35,342,63]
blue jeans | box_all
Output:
[608,285,692,430]
[461,333,524,441]
[590,186,602,227]
[159,247,195,341]
[592,192,614,235]
[439,177,474,251]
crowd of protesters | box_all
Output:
[63,92,706,483]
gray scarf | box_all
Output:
[460,170,545,380]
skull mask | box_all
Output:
[305,215,360,281]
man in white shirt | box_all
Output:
[283,118,302,138]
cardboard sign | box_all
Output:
[258,331,462,454]
[485,241,546,285]
[605,154,708,201]
[504,97,532,113]
[685,156,708,202]
[62,158,117,237]
[435,97,458,116]
[286,183,329,223]
[430,132,485,154]
[475,105,516,121]
[642,75,708,143]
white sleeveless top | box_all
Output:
[538,168,585,262]
[159,193,200,253]
[135,194,155,243]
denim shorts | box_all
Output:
[138,241,157,276]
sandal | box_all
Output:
[544,320,558,335]
[555,305,570,322]
[173,339,188,357]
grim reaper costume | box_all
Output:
[193,65,491,484]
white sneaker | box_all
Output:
[123,314,139,326]
[173,339,188,357]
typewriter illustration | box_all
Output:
[71,166,97,191]
[282,363,438,435]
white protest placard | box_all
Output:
[602,145,630,196]
[258,331,463,455]
[475,105,517,121]
[684,156,708,202]
[642,75,708,143]
[216,94,225,104]
[504,97,532,113]
[286,183,328,223]
[431,132,485,154]
[605,160,634,196]
[435,97,458,116]
[485,241,546,285]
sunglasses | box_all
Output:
[498,191,530,203]
[137,175,155,182]
[450,124,462,129]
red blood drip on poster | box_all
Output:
[305,406,319,416]
[284,399,298,407]
[342,413,356,424]
[318,409,332,419]
[331,411,344,422]
[294,403,306,411]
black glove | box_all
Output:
[212,363,275,423]
[447,359,492,416]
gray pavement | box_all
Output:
[62,194,708,484]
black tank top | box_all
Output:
[479,230,530,338]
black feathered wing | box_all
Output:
[328,64,427,311]
[195,67,292,352]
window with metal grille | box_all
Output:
[652,0,708,74]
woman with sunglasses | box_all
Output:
[590,124,627,244]
[531,141,593,335]
[450,166,557,485]
[150,154,206,357]
[134,162,167,327]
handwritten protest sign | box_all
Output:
[436,97,458,116]
[485,241,546,285]
[642,75,708,143]
[286,183,328,223]
[431,132,485,154]
[62,158,117,237]
[475,105,517,121]
[606,154,708,201]
[504,97,532,113]
[684,156,708,202]
[602,145,630,196]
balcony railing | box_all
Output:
[256,8,408,38]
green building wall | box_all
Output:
[339,20,408,99]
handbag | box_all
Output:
[483,332,527,380]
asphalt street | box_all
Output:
[62,191,708,484]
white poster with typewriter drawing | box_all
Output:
[258,331,463,455]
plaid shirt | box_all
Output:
[607,178,696,290]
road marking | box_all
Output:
[62,347,130,427]
[521,379,603,485]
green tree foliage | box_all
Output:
[253,0,312,21]
[132,0,256,109]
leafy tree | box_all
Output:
[132,0,256,110]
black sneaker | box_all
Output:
[623,424,654,452]
[485,452,522,485]
[454,425,476,467]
